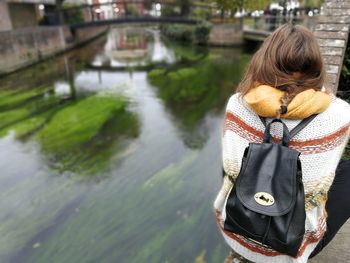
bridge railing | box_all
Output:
[42,1,318,33]
[41,2,203,24]
[42,1,222,26]
[243,15,318,32]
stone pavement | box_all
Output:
[309,221,350,262]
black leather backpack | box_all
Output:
[224,115,317,257]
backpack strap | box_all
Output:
[259,114,318,139]
[263,118,291,146]
[289,114,318,139]
[259,116,267,127]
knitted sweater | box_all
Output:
[214,92,350,263]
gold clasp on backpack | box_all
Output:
[254,192,275,206]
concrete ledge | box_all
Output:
[309,223,350,262]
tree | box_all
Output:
[245,0,272,11]
[211,0,271,27]
[300,0,324,8]
[180,0,191,16]
[213,0,271,12]
[55,0,65,25]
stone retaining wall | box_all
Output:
[315,0,350,92]
[0,26,65,74]
[208,24,243,46]
[0,25,107,75]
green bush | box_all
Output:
[63,3,85,24]
[194,21,212,45]
[160,24,194,42]
[125,4,140,16]
[161,5,181,17]
[339,40,350,160]
[339,43,350,92]
[160,22,212,45]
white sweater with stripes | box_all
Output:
[214,93,350,263]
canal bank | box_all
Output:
[0,25,108,76]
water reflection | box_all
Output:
[148,44,249,149]
[91,26,176,68]
[0,26,251,263]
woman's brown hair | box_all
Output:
[237,23,326,115]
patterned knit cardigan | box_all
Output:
[214,92,350,263]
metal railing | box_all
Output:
[41,1,317,32]
[42,1,219,26]
[243,15,318,32]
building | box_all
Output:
[87,0,145,21]
[0,0,57,31]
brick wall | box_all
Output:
[315,0,350,92]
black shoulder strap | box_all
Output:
[259,114,317,139]
[289,114,318,139]
[259,116,267,127]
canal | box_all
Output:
[0,26,251,263]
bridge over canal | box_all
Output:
[67,0,349,94]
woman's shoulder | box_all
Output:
[296,96,350,140]
[226,92,241,107]
[226,92,250,112]
[225,92,258,119]
[330,95,350,110]
[322,95,350,124]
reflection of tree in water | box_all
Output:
[162,38,209,63]
[148,45,251,149]
[92,27,177,68]
[0,86,140,177]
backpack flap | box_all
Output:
[235,142,300,216]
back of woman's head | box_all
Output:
[238,23,326,106]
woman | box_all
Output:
[214,23,350,262]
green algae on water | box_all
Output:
[36,93,139,175]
